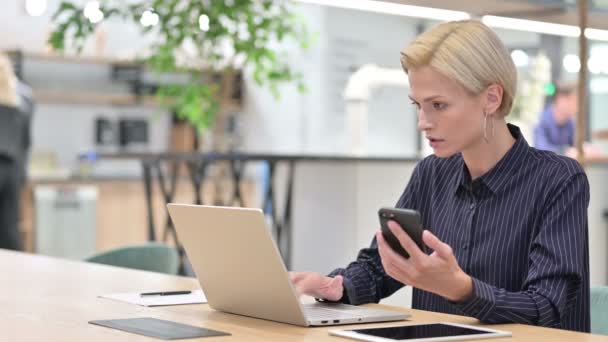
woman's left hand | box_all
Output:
[376,221,474,302]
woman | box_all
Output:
[291,20,590,332]
[0,53,26,250]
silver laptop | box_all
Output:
[167,204,409,326]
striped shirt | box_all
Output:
[330,124,590,332]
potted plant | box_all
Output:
[48,0,313,149]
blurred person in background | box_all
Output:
[534,81,601,158]
[0,53,33,250]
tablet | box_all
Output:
[328,322,511,342]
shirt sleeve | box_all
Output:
[328,160,424,305]
[534,122,562,153]
[451,172,589,328]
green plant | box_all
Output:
[49,0,313,133]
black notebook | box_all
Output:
[89,317,230,340]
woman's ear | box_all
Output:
[485,84,504,115]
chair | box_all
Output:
[591,286,608,335]
[86,243,179,275]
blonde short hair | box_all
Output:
[0,53,18,108]
[400,20,517,116]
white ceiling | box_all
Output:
[384,0,608,30]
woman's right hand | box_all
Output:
[289,271,344,301]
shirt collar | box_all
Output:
[452,123,529,195]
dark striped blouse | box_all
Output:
[330,124,590,332]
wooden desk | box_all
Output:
[2,250,604,341]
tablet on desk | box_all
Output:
[329,322,511,342]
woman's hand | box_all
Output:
[376,221,473,302]
[289,271,344,301]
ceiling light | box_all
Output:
[585,28,608,42]
[294,1,608,43]
[25,0,47,17]
[83,1,99,19]
[199,14,210,31]
[563,54,580,73]
[140,10,159,27]
[482,16,580,37]
[296,0,470,21]
[84,1,104,24]
[483,16,608,42]
[510,49,529,68]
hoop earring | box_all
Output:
[483,112,495,143]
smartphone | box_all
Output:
[378,207,424,259]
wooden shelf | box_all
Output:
[7,50,137,67]
[8,49,243,110]
[6,49,220,73]
[33,89,242,110]
[33,90,158,107]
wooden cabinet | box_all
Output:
[20,177,256,255]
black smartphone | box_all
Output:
[378,207,424,259]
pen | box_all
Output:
[140,290,192,297]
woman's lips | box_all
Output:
[427,137,444,148]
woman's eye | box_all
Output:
[433,102,446,110]
[410,101,421,109]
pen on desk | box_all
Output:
[140,290,192,297]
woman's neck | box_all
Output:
[462,120,516,180]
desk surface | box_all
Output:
[2,250,604,342]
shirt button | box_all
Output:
[469,203,476,210]
[463,244,469,250]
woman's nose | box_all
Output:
[417,110,432,131]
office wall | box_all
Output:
[241,5,420,155]
[31,104,170,176]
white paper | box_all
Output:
[100,290,207,307]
